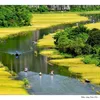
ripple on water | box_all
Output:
[18,71,97,95]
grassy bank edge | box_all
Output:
[0,62,29,95]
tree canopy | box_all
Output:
[0,5,32,27]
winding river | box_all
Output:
[0,14,100,95]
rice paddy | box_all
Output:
[40,49,64,59]
[37,33,55,48]
[0,64,28,95]
[85,22,100,29]
[49,58,100,85]
[0,13,88,39]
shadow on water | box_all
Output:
[0,14,100,94]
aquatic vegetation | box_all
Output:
[0,64,28,94]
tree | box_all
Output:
[0,5,32,27]
[87,30,100,46]
[37,5,48,13]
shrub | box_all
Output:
[83,55,100,66]
[87,30,100,46]
[23,78,30,86]
[10,71,17,76]
[82,44,92,54]
[37,5,49,13]
[5,67,9,71]
[0,5,32,27]
[82,55,91,64]
[60,53,73,58]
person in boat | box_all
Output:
[24,67,28,72]
[85,79,90,83]
[50,70,54,75]
[15,51,20,58]
[39,72,42,76]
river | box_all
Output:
[0,14,100,95]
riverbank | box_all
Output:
[0,13,88,39]
[2,11,100,39]
[0,62,28,95]
[37,30,100,86]
[85,22,100,29]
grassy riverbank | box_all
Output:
[49,58,100,85]
[0,13,88,39]
[37,30,100,85]
[0,63,28,95]
[85,22,100,29]
[2,11,100,39]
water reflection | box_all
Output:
[0,14,100,76]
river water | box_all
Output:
[0,14,100,95]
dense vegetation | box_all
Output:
[0,5,32,27]
[1,5,100,27]
[54,26,100,66]
[70,5,100,11]
[29,5,49,13]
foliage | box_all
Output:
[70,5,100,12]
[29,5,48,13]
[0,5,32,27]
[37,5,49,13]
[23,78,30,86]
[54,26,89,56]
[5,67,9,71]
[82,44,92,54]
[82,55,100,66]
[10,71,17,76]
[87,29,100,46]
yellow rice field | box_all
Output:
[0,65,28,95]
[40,49,64,59]
[37,33,55,48]
[49,58,100,85]
[0,13,88,39]
[85,22,100,29]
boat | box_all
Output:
[24,67,28,72]
[85,79,90,83]
[39,72,42,76]
[50,70,54,75]
[15,51,20,58]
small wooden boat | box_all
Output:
[15,51,20,58]
[24,67,28,72]
[39,72,42,76]
[50,71,54,75]
[85,79,90,83]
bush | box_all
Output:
[5,67,9,71]
[10,71,17,76]
[37,5,49,13]
[83,55,100,66]
[87,30,100,46]
[23,78,30,86]
[82,55,91,64]
[61,53,73,58]
[0,5,32,27]
[82,44,92,54]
